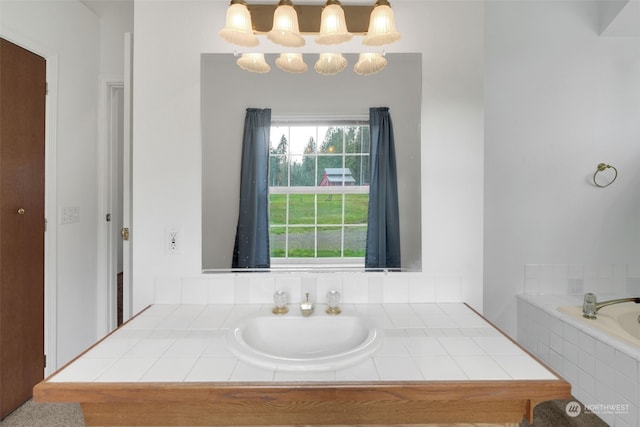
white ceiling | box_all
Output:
[80,0,133,16]
[80,0,639,36]
[80,0,374,15]
[601,0,640,36]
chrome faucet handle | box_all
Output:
[272,290,289,315]
[583,292,597,319]
[300,292,314,317]
[326,289,341,315]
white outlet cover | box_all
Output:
[166,229,181,254]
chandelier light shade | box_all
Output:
[237,53,271,73]
[353,52,387,75]
[219,1,401,75]
[315,0,353,45]
[363,0,401,46]
[267,0,305,47]
[314,53,348,75]
[220,0,259,47]
[276,53,308,73]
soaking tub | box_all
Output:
[559,302,640,347]
[518,294,640,426]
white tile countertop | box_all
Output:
[49,303,559,384]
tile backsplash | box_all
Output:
[523,264,640,296]
[154,273,462,305]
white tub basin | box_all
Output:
[226,311,382,371]
[559,304,640,347]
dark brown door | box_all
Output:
[0,38,46,419]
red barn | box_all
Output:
[319,168,356,186]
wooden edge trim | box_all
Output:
[34,379,570,405]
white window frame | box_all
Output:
[269,116,369,268]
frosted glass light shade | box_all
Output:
[354,52,387,75]
[219,1,259,47]
[276,53,308,73]
[316,2,353,45]
[363,2,401,46]
[237,53,270,73]
[314,53,347,75]
[267,2,305,47]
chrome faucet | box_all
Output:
[582,293,640,319]
[300,293,314,317]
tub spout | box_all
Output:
[582,294,640,319]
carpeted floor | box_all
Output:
[0,399,84,426]
[0,397,609,426]
[521,399,609,426]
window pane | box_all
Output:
[269,155,288,187]
[320,127,343,154]
[317,226,342,257]
[360,125,370,154]
[345,155,368,185]
[269,194,286,225]
[344,226,367,257]
[317,194,343,225]
[270,227,286,257]
[270,126,288,153]
[287,227,315,257]
[289,126,316,154]
[361,155,370,185]
[290,154,315,186]
[344,194,368,224]
[288,194,315,225]
[345,126,368,154]
[317,155,344,184]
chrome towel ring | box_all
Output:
[593,163,617,188]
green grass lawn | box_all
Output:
[269,193,368,227]
[269,193,369,258]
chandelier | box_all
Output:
[219,0,401,76]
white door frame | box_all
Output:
[97,32,134,334]
[122,32,133,322]
[97,77,124,336]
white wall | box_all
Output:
[7,0,637,370]
[132,0,485,312]
[94,0,134,76]
[1,0,101,366]
[1,0,133,369]
[484,1,640,337]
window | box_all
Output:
[269,120,370,265]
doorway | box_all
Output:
[99,34,133,335]
[0,37,46,419]
[106,83,125,329]
[98,79,126,333]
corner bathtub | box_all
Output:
[559,303,640,348]
[517,294,640,426]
